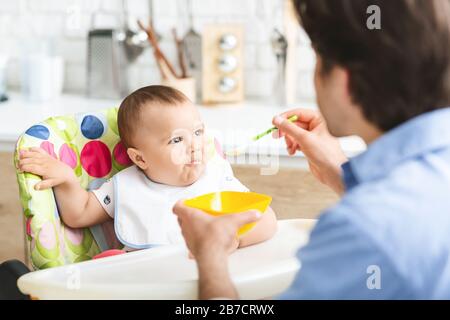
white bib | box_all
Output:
[113,157,248,249]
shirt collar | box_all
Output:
[342,107,450,189]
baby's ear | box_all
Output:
[127,148,148,170]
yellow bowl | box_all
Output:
[184,191,272,236]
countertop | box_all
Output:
[0,92,366,167]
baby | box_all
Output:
[18,85,277,252]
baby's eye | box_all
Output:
[169,136,183,144]
[194,129,204,136]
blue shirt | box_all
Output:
[278,107,450,299]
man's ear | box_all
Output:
[338,67,351,102]
[127,148,149,170]
[329,65,353,108]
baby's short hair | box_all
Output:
[118,85,189,149]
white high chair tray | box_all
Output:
[18,219,315,300]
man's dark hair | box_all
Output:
[118,85,189,148]
[294,0,450,131]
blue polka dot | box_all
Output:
[81,115,104,139]
[25,125,50,140]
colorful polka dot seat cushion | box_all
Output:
[14,107,222,270]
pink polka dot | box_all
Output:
[65,227,83,246]
[40,141,57,158]
[26,217,32,236]
[38,221,56,250]
[113,141,132,166]
[80,141,112,178]
[59,143,77,169]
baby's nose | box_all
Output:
[190,139,202,151]
[191,147,201,156]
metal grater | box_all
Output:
[86,29,129,99]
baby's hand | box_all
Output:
[18,147,77,190]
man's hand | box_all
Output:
[173,200,261,261]
[173,200,262,299]
[18,147,77,190]
[272,108,348,195]
[188,238,239,259]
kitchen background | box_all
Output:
[0,0,316,102]
[1,0,349,265]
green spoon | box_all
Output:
[225,115,298,156]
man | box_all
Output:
[173,0,450,299]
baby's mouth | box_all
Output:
[188,153,203,165]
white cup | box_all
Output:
[21,55,64,102]
[0,55,8,98]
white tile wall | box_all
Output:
[0,0,316,101]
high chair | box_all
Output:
[12,107,224,270]
[9,107,315,300]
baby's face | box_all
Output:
[131,102,206,187]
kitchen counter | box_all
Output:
[0,92,366,167]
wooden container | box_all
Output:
[161,76,196,103]
[202,24,244,104]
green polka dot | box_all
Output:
[24,208,32,218]
[82,228,94,250]
[40,260,63,269]
[74,254,91,263]
[64,228,94,256]
[107,108,119,136]
[65,234,85,256]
